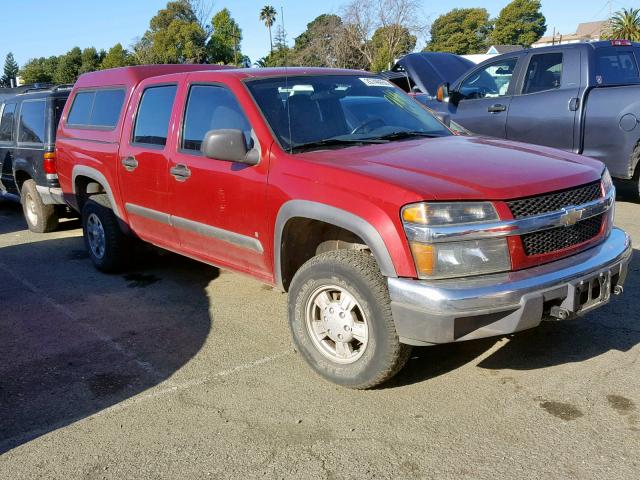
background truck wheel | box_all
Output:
[288,250,411,389]
[81,195,130,272]
[20,179,59,233]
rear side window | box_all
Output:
[523,53,563,94]
[182,85,252,152]
[67,89,125,128]
[133,85,177,146]
[67,92,93,125]
[595,50,640,85]
[0,103,16,142]
[18,100,46,144]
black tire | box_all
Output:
[288,250,411,389]
[81,194,130,272]
[20,179,58,233]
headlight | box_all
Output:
[402,202,499,225]
[402,202,511,279]
[601,168,614,195]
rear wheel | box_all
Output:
[20,179,58,233]
[288,250,411,389]
[82,195,130,272]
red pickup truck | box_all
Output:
[55,65,632,388]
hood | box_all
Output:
[391,53,475,96]
[296,136,604,201]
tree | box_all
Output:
[425,8,491,54]
[54,47,82,84]
[101,43,137,70]
[207,8,243,65]
[490,0,546,47]
[19,57,58,84]
[134,0,207,64]
[262,25,291,67]
[606,8,640,41]
[78,47,102,75]
[342,0,426,71]
[292,14,344,67]
[259,5,277,54]
[370,25,416,71]
[2,52,19,87]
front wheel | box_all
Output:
[288,250,411,389]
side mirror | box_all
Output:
[436,82,449,102]
[432,111,451,127]
[201,129,259,165]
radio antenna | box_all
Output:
[282,5,293,153]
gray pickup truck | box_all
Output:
[427,41,640,196]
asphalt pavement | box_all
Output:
[0,197,639,479]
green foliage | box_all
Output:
[490,0,546,47]
[292,14,344,67]
[2,52,19,87]
[606,8,640,41]
[261,26,291,67]
[100,44,137,70]
[425,8,491,54]
[207,8,243,65]
[54,47,82,84]
[369,25,416,72]
[19,57,58,84]
[79,47,103,75]
[135,0,207,64]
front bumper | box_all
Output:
[389,228,632,346]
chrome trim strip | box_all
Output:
[124,203,264,254]
[404,188,613,243]
[125,203,171,225]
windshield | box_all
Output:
[245,75,451,152]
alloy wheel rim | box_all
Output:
[305,284,369,364]
[86,213,106,259]
[25,194,38,226]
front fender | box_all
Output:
[274,200,399,289]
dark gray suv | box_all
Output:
[0,85,72,232]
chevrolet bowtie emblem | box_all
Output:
[559,206,584,227]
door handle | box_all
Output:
[170,164,191,181]
[121,156,138,172]
[488,104,507,113]
[568,97,580,112]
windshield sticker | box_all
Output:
[360,77,392,87]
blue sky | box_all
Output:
[0,0,624,68]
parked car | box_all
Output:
[0,84,72,232]
[55,65,631,389]
[427,40,640,196]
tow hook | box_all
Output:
[613,285,624,296]
[549,306,572,321]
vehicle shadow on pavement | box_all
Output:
[0,235,219,454]
[391,249,640,386]
[0,201,26,234]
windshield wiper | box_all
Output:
[365,131,441,142]
[290,137,387,153]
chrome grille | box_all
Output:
[521,214,603,256]
[507,182,602,219]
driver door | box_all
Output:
[447,57,521,138]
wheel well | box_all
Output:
[74,175,107,210]
[280,217,370,291]
[14,170,31,191]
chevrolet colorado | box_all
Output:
[55,65,632,388]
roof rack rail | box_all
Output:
[52,84,74,91]
[21,83,55,93]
